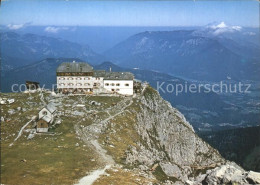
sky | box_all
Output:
[0,0,259,27]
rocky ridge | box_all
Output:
[75,85,260,184]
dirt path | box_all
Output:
[74,97,133,185]
[74,165,111,185]
[9,116,36,146]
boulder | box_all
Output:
[246,171,260,184]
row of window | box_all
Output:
[58,77,101,80]
[111,89,120,92]
[105,83,129,87]
[59,83,100,86]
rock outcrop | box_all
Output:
[121,87,260,183]
[124,87,223,181]
[189,161,260,185]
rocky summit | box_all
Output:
[1,85,260,184]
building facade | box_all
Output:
[56,61,134,95]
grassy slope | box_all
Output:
[1,92,156,184]
[1,93,99,185]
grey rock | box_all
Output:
[246,171,260,184]
[8,109,15,115]
[27,133,35,140]
[125,88,223,182]
[160,162,184,180]
[194,162,259,185]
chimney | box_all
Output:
[110,67,112,72]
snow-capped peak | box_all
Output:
[210,22,227,29]
[193,22,242,37]
[207,22,242,35]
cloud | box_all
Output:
[207,22,242,36]
[7,22,31,30]
[44,26,70,33]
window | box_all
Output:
[77,83,82,86]
[111,83,115,86]
[116,89,120,91]
[42,111,48,115]
[111,89,115,92]
[96,77,100,80]
[77,77,82,80]
[116,83,120,86]
[125,83,129,86]
[105,83,109,86]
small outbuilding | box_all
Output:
[26,81,40,90]
[36,103,57,133]
[36,119,49,133]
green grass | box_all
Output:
[1,113,99,185]
[0,93,101,185]
[1,92,132,185]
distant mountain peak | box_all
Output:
[208,21,228,29]
[194,22,243,37]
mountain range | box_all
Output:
[2,23,259,82]
[104,29,260,81]
[1,32,104,71]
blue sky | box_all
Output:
[0,0,259,27]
